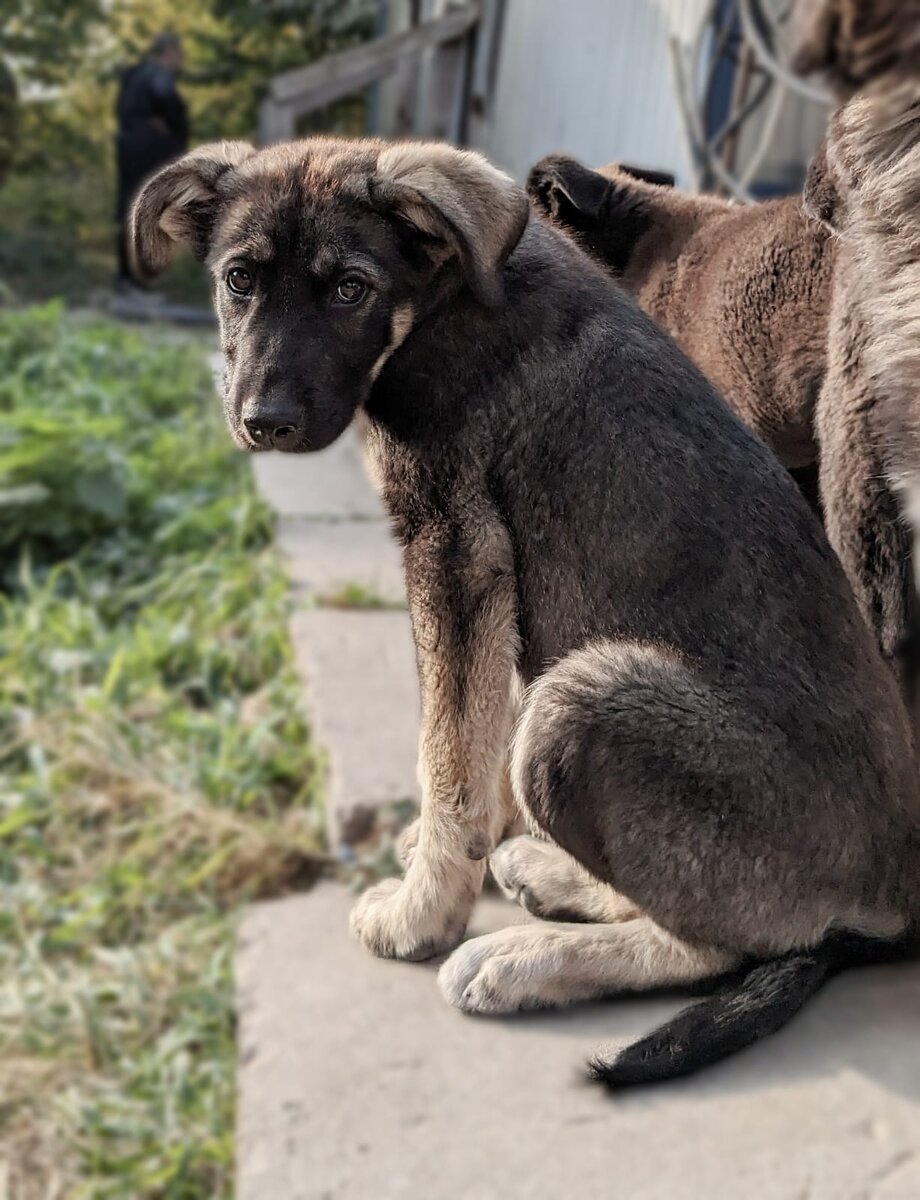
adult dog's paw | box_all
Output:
[349,877,468,962]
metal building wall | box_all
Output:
[373,0,829,192]
[466,0,828,191]
[468,0,711,184]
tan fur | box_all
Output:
[825,86,920,493]
[349,514,521,959]
[490,835,640,924]
[799,82,920,685]
[375,143,529,306]
[396,767,524,872]
[603,172,829,468]
[438,917,738,1014]
[369,303,415,382]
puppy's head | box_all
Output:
[527,154,673,273]
[129,138,528,452]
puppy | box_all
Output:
[130,137,920,1086]
[527,144,917,698]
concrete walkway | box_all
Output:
[251,438,418,847]
[238,437,920,1200]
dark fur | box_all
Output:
[592,932,908,1089]
[527,154,831,469]
[527,148,918,699]
[131,138,920,1085]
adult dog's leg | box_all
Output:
[351,521,519,960]
[439,917,735,1013]
[490,835,639,923]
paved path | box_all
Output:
[239,438,920,1200]
[239,886,920,1200]
[252,436,418,847]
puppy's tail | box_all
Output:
[590,931,909,1089]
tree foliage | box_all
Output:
[1,0,105,87]
[0,0,376,295]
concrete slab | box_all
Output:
[278,518,406,607]
[290,610,419,844]
[237,884,920,1200]
[252,431,384,519]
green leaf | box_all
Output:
[0,481,50,505]
[74,469,127,520]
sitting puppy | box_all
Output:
[527,146,915,697]
[130,137,920,1086]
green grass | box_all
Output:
[314,581,406,611]
[0,304,323,1197]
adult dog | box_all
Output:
[527,141,917,702]
[130,137,920,1086]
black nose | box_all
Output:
[243,414,301,450]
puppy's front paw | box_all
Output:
[439,925,583,1014]
[438,929,537,1014]
[349,877,469,962]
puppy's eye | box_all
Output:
[334,278,367,306]
[226,267,253,296]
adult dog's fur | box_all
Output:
[528,155,830,472]
[810,81,920,700]
[527,141,918,697]
[131,136,920,1086]
[815,86,920,524]
[789,0,920,100]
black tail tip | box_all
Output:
[587,1050,655,1091]
[587,1055,619,1089]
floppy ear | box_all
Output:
[802,139,840,231]
[129,140,256,279]
[373,143,529,307]
[527,154,612,222]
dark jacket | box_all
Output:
[116,60,188,217]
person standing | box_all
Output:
[115,31,188,291]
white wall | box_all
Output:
[375,0,829,191]
[467,0,827,191]
[469,0,710,184]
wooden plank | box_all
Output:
[258,99,297,145]
[426,33,471,142]
[468,0,505,117]
[389,0,424,137]
[268,3,480,110]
